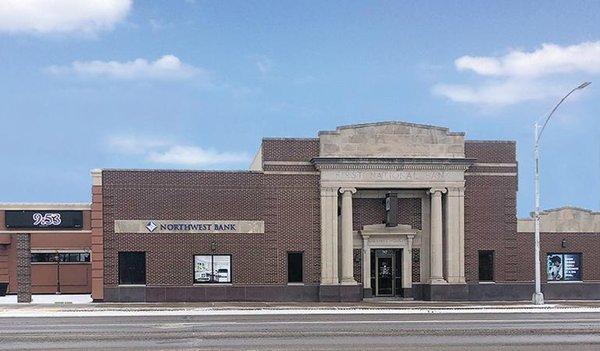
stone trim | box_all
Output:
[0,203,91,210]
[91,169,102,186]
[518,206,600,233]
[472,163,517,167]
[0,230,92,234]
[313,158,473,171]
[465,172,517,177]
[263,161,314,166]
[263,171,320,175]
[318,121,465,137]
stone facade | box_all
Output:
[319,122,465,158]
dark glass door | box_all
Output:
[376,257,394,296]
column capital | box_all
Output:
[339,187,357,195]
[427,187,447,196]
[321,187,339,197]
[446,186,465,196]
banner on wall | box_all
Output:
[547,253,581,281]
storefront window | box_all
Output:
[31,252,90,263]
[118,251,146,285]
[194,255,231,284]
[547,253,582,281]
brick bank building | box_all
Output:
[3,121,600,302]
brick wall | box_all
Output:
[261,139,319,162]
[516,232,600,282]
[412,248,420,282]
[15,233,31,302]
[102,170,320,288]
[353,198,422,231]
[464,141,518,283]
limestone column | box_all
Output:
[362,235,371,293]
[458,188,466,282]
[402,235,414,293]
[444,187,466,284]
[320,187,339,285]
[420,195,431,284]
[340,187,357,285]
[428,188,447,284]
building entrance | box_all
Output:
[371,249,402,297]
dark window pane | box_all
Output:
[119,252,146,285]
[287,252,303,283]
[31,253,53,262]
[80,253,90,262]
[478,250,494,282]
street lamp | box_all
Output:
[532,81,591,305]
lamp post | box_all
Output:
[532,81,591,305]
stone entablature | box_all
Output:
[313,158,472,189]
[518,207,600,233]
[353,224,421,249]
[318,121,466,158]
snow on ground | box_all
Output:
[0,294,92,305]
[2,306,600,318]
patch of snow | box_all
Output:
[0,294,92,305]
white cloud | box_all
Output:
[148,146,249,166]
[107,135,249,167]
[106,135,171,155]
[456,42,600,78]
[46,55,205,81]
[0,0,131,35]
[432,79,563,106]
[434,41,598,106]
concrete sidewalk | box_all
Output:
[3,297,600,317]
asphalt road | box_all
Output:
[2,312,600,350]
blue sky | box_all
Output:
[0,0,599,217]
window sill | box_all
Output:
[287,283,305,286]
[118,284,146,287]
[478,281,496,284]
[193,283,233,286]
[547,281,583,284]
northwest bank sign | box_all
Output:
[114,220,265,234]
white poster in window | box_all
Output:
[194,255,212,283]
[547,254,563,281]
[213,255,231,283]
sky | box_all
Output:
[0,0,599,217]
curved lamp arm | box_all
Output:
[536,82,591,143]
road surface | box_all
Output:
[1,312,600,350]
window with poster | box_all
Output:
[547,253,582,282]
[194,254,232,284]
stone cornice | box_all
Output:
[318,121,465,137]
[0,203,91,210]
[311,157,474,171]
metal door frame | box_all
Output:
[375,250,395,297]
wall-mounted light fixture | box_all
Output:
[211,241,217,252]
[561,239,567,248]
